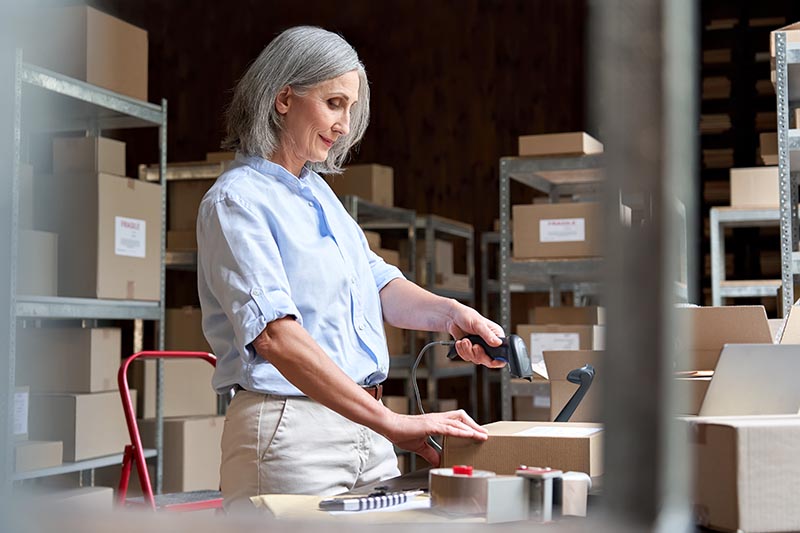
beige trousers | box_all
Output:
[220,390,400,510]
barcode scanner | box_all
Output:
[446,334,533,380]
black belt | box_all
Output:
[233,383,383,401]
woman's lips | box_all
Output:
[319,135,333,148]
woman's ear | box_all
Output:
[275,86,292,115]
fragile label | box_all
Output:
[539,218,586,242]
[115,216,146,258]
[530,333,581,363]
[515,426,602,438]
[533,394,550,408]
[14,390,28,436]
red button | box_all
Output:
[452,465,473,476]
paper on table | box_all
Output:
[329,497,430,515]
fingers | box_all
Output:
[418,443,441,467]
[435,410,488,439]
[454,338,506,368]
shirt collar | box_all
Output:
[235,153,315,191]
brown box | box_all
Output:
[168,179,214,231]
[24,6,148,101]
[29,390,136,461]
[675,376,711,416]
[439,273,471,292]
[206,152,235,163]
[518,132,603,158]
[760,132,778,165]
[15,440,63,472]
[52,136,125,176]
[675,306,773,371]
[384,323,406,355]
[363,230,381,250]
[689,415,800,533]
[140,307,217,418]
[17,327,120,393]
[512,378,551,421]
[166,230,196,250]
[517,324,604,367]
[36,172,161,301]
[382,395,409,415]
[443,421,604,476]
[730,166,778,208]
[529,306,605,326]
[399,239,455,285]
[328,164,394,207]
[544,350,604,422]
[512,203,602,259]
[375,247,401,267]
[17,230,58,297]
[14,387,29,440]
[139,416,223,493]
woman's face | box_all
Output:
[274,70,360,171]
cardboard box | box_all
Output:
[438,273,470,291]
[675,375,711,416]
[168,179,214,231]
[384,323,407,355]
[375,247,401,267]
[15,440,63,472]
[24,6,148,101]
[443,421,603,476]
[675,305,773,371]
[512,378,551,421]
[29,390,136,461]
[52,136,125,176]
[529,306,605,326]
[14,387,29,440]
[328,164,394,207]
[139,416,223,493]
[544,350,604,422]
[689,415,800,533]
[36,173,161,301]
[512,202,602,259]
[729,166,778,208]
[760,132,778,165]
[400,239,456,285]
[363,230,381,250]
[166,230,196,250]
[518,132,603,157]
[517,324,604,366]
[17,230,58,297]
[206,151,234,163]
[16,327,120,393]
[140,308,217,418]
[383,395,409,415]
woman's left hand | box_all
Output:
[445,303,507,368]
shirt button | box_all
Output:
[350,277,356,285]
[308,201,314,207]
[252,288,261,296]
[358,324,365,331]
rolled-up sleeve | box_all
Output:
[198,194,301,353]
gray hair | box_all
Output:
[222,26,370,174]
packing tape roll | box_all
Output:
[429,467,496,515]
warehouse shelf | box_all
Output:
[501,155,604,200]
[139,160,230,182]
[12,449,157,482]
[15,296,161,321]
[772,33,800,315]
[165,250,198,270]
[710,207,780,306]
[5,50,168,490]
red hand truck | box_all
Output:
[117,350,224,511]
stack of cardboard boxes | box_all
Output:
[514,306,605,422]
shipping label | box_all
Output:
[539,218,586,242]
[115,216,146,258]
[530,332,581,364]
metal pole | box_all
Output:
[590,0,695,529]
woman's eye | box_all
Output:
[328,99,340,109]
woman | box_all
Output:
[197,26,506,509]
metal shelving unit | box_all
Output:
[12,449,157,482]
[775,33,800,317]
[709,207,781,306]
[5,54,167,490]
[414,214,477,416]
[498,154,605,420]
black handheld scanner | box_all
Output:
[446,334,533,380]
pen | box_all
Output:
[318,490,423,511]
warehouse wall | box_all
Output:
[88,0,587,234]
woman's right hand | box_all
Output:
[383,409,488,467]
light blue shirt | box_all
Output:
[197,154,404,396]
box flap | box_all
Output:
[483,420,602,436]
[680,306,772,349]
[779,305,800,344]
